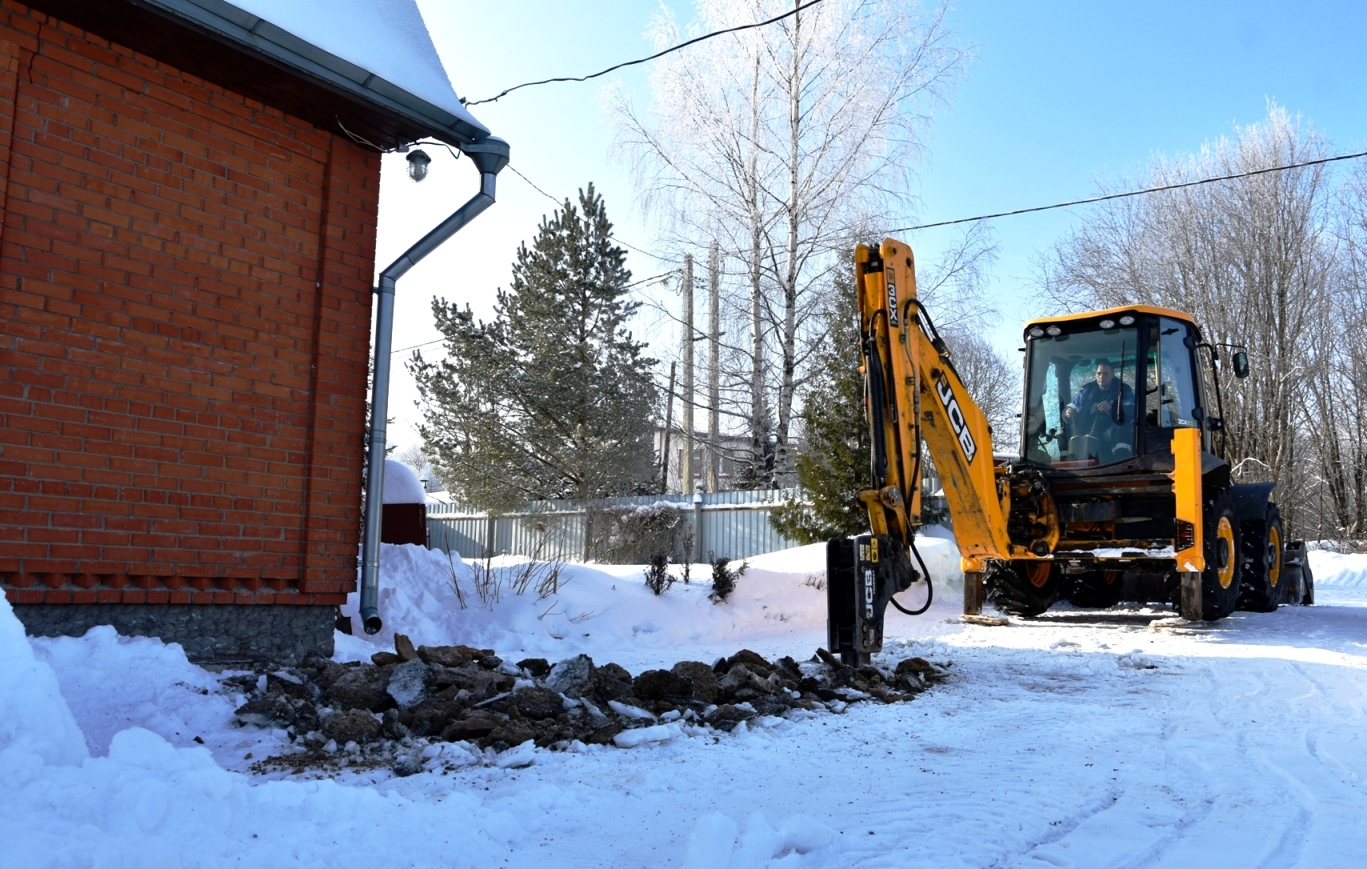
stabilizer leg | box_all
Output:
[1179,571,1202,621]
[963,570,984,615]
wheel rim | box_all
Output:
[1216,516,1236,589]
[1267,525,1282,588]
[1027,562,1051,589]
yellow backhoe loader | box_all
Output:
[826,239,1313,666]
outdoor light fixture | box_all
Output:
[406,149,431,182]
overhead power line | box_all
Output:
[463,0,829,107]
[506,163,676,262]
[390,270,678,355]
[890,149,1367,233]
[506,164,560,204]
[392,338,444,355]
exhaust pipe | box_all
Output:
[358,137,509,635]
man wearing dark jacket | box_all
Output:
[1064,359,1135,439]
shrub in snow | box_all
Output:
[643,551,675,595]
[709,555,748,604]
[462,522,568,608]
[589,502,694,567]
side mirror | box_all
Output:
[1206,417,1225,432]
[1232,351,1250,379]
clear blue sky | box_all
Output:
[375,0,1367,451]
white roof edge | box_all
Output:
[149,0,490,143]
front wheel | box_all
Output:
[1200,494,1242,621]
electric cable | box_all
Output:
[389,270,678,355]
[506,164,560,204]
[505,164,673,262]
[463,0,829,107]
[888,149,1367,233]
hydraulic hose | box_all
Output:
[890,445,934,616]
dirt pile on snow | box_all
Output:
[235,633,950,776]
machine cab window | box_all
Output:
[1022,319,1140,468]
[1150,318,1201,428]
[1142,317,1206,453]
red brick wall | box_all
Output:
[0,1,379,608]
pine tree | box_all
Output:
[411,185,658,513]
[769,271,871,543]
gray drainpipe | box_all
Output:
[358,137,510,634]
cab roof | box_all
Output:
[1023,305,1197,335]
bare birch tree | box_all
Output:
[612,0,966,485]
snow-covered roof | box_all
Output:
[110,0,491,146]
[226,0,487,137]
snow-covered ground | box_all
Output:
[6,539,1366,868]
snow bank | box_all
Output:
[31,627,230,757]
[1309,550,1367,588]
[0,596,525,868]
[339,541,833,668]
[0,595,87,769]
[337,532,962,671]
[1309,549,1367,606]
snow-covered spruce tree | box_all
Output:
[411,186,658,513]
[769,270,870,543]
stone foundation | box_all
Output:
[13,604,337,667]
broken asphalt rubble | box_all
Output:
[231,634,950,777]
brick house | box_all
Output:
[0,0,502,663]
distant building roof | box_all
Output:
[30,0,491,147]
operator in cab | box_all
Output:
[1063,359,1136,460]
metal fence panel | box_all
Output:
[426,489,808,562]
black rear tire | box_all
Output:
[1062,569,1125,608]
[1238,505,1281,613]
[986,561,1059,617]
[1200,494,1242,621]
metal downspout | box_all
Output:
[358,138,509,634]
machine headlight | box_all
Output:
[1099,319,1116,329]
[1118,315,1135,326]
[1028,326,1045,338]
[1045,325,1062,336]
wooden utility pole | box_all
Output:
[661,360,677,495]
[706,241,721,492]
[682,254,695,494]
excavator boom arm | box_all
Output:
[827,239,1011,664]
[855,240,1010,558]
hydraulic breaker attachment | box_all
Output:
[826,535,920,666]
